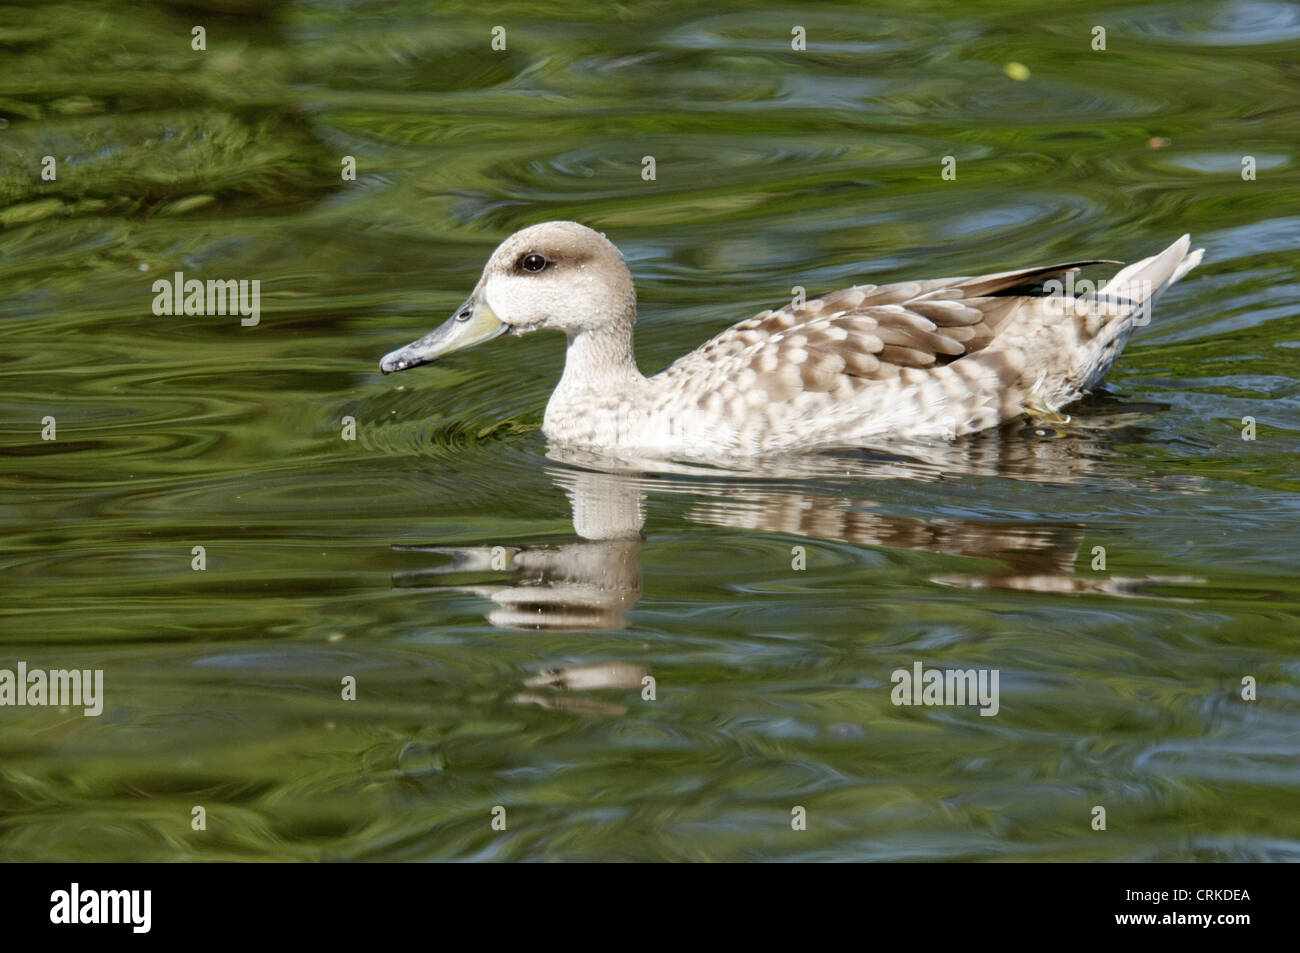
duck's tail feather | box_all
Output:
[1099,234,1204,311]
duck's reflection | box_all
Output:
[394,410,1199,634]
[393,468,644,630]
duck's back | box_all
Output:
[649,260,1133,454]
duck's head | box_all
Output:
[379,221,635,374]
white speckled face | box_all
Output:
[478,221,636,335]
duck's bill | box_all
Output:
[379,295,506,374]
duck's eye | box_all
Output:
[456,307,472,322]
[521,253,547,273]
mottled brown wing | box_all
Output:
[660,262,1116,398]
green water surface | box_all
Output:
[1,0,1298,861]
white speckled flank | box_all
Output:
[381,222,1202,459]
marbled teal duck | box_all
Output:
[380,222,1201,457]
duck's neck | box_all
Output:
[546,322,647,438]
[556,322,645,394]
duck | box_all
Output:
[379,221,1202,458]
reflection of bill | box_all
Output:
[515,662,651,716]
